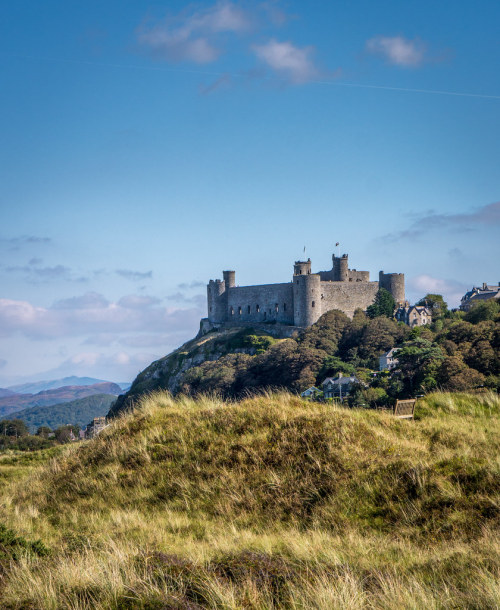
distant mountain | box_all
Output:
[0,388,17,398]
[7,376,109,395]
[11,394,117,432]
[0,382,122,418]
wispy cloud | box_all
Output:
[381,201,500,242]
[137,1,251,64]
[115,269,152,281]
[4,263,85,283]
[252,39,319,83]
[366,35,427,67]
[0,293,202,340]
[177,280,205,290]
[0,236,52,252]
[408,274,468,308]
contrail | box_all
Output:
[8,53,500,100]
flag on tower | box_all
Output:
[335,242,339,247]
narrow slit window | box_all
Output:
[247,305,251,314]
[312,301,315,308]
[238,306,242,315]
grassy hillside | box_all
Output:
[11,393,116,432]
[0,391,498,608]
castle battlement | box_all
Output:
[204,252,405,331]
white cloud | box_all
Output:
[366,36,426,67]
[408,274,468,308]
[137,1,251,64]
[0,293,203,340]
[252,39,319,83]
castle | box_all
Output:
[203,253,405,331]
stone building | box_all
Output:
[85,416,107,439]
[322,374,361,399]
[460,283,500,311]
[395,304,432,327]
[203,252,405,331]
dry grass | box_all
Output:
[0,390,498,608]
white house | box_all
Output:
[379,347,400,371]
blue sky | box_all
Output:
[1,0,499,384]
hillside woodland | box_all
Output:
[10,393,116,433]
[111,297,500,416]
[0,390,498,608]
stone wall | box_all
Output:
[226,283,294,325]
[321,281,379,318]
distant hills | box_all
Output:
[7,376,129,395]
[11,394,117,432]
[0,382,123,418]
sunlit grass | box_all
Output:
[0,390,498,608]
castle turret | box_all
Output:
[379,271,405,305]
[223,270,235,288]
[207,278,226,323]
[332,253,348,281]
[293,269,321,327]
[293,259,312,276]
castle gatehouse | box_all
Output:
[204,253,405,330]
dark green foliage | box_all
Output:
[114,296,500,410]
[417,293,448,317]
[54,425,80,444]
[464,299,500,324]
[366,288,396,319]
[0,523,49,563]
[0,419,29,437]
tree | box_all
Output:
[396,338,444,394]
[0,419,29,438]
[36,426,52,438]
[416,294,448,318]
[464,300,500,324]
[366,288,396,319]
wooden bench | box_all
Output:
[393,399,416,419]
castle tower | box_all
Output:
[223,270,235,288]
[293,264,321,326]
[207,279,226,323]
[332,253,348,281]
[379,271,405,305]
[293,259,312,276]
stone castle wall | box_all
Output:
[320,281,379,319]
[226,283,294,325]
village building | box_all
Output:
[395,304,432,327]
[322,374,361,399]
[300,386,321,399]
[85,416,107,439]
[460,283,500,311]
[379,348,400,371]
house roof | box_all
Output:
[322,376,358,386]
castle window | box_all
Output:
[312,301,315,308]
[275,303,279,313]
[247,305,251,314]
[238,306,242,315]
[209,306,212,313]
[264,312,267,319]
[230,307,234,315]
[283,303,287,311]
[256,304,260,313]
